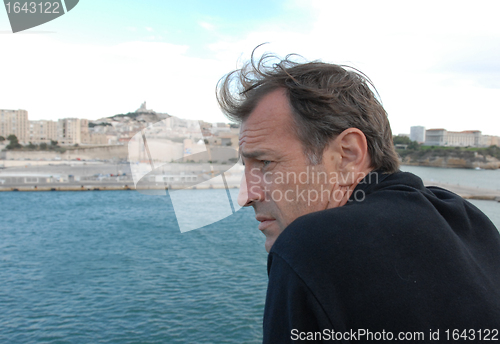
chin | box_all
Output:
[265,237,277,253]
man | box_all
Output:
[217,50,500,343]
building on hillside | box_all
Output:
[88,133,108,145]
[82,119,110,145]
[211,122,231,134]
[448,130,481,147]
[58,118,81,145]
[0,109,29,143]
[424,129,446,146]
[481,135,500,147]
[106,135,119,145]
[80,119,90,144]
[136,101,155,114]
[218,132,238,148]
[137,101,170,119]
[410,126,426,143]
[199,121,213,138]
[424,129,482,147]
[28,120,57,144]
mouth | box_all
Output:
[256,216,276,231]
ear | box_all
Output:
[322,128,371,187]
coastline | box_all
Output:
[421,180,500,201]
[397,150,500,170]
[1,161,499,201]
[0,183,237,192]
[1,180,499,202]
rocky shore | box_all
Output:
[403,157,500,169]
[399,149,500,170]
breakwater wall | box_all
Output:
[2,145,129,161]
[2,181,499,203]
[0,183,239,192]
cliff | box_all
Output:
[398,148,500,169]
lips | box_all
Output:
[256,216,276,231]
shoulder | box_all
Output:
[267,171,500,331]
[270,170,500,283]
[270,171,432,258]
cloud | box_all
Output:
[199,21,215,31]
[2,0,500,135]
[206,0,500,134]
[428,36,500,89]
[0,35,228,123]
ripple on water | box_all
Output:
[0,191,266,344]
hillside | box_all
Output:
[397,146,500,169]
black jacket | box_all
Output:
[264,171,500,343]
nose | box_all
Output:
[237,172,263,207]
[237,174,251,207]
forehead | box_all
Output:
[239,89,298,152]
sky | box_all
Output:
[1,0,500,136]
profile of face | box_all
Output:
[238,89,366,252]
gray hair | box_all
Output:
[216,48,400,173]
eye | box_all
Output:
[261,160,271,167]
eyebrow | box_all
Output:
[240,150,268,159]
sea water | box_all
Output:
[0,190,267,344]
[401,165,500,191]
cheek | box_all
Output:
[287,181,328,213]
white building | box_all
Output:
[410,126,426,143]
[0,109,29,143]
[58,118,81,145]
[424,129,482,147]
[481,135,500,147]
[28,120,58,144]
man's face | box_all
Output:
[238,89,333,252]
